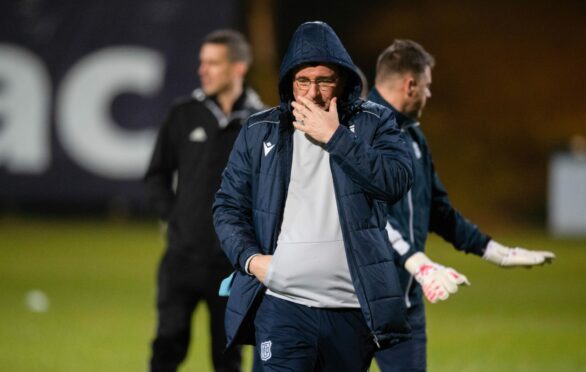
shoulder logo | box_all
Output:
[412,142,422,159]
[349,124,356,133]
[263,141,275,156]
[189,127,207,142]
[260,340,272,361]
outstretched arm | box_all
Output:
[429,161,555,268]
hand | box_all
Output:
[291,96,340,143]
[482,240,555,267]
[248,254,273,283]
[405,252,470,304]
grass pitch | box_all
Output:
[0,217,584,371]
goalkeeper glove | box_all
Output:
[482,240,555,267]
[404,252,470,304]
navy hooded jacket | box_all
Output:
[213,22,413,349]
[368,88,491,308]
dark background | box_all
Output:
[2,0,585,229]
[251,0,586,228]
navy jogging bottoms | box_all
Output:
[253,294,376,371]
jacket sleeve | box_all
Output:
[325,107,413,203]
[212,123,262,272]
[428,161,490,256]
[143,110,178,221]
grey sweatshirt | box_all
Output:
[264,129,359,308]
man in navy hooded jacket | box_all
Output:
[213,22,413,371]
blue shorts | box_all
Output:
[375,302,427,371]
[253,294,376,372]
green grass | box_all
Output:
[0,218,585,371]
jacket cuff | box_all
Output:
[471,234,492,257]
[244,254,261,275]
[385,221,417,266]
[238,247,262,273]
[324,125,350,153]
[399,248,419,267]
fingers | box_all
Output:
[423,289,439,304]
[291,99,316,128]
[292,119,306,132]
[296,96,318,112]
[421,267,470,304]
[298,96,338,114]
[329,97,337,112]
[422,280,448,303]
[495,246,556,267]
[533,250,556,263]
[502,248,555,266]
[437,271,459,294]
[249,254,273,282]
[542,253,555,264]
[423,283,442,303]
[538,251,556,258]
[446,267,471,286]
[291,101,306,123]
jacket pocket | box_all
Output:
[262,247,282,288]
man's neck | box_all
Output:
[374,84,405,114]
[216,84,244,116]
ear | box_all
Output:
[406,77,417,97]
[233,61,248,77]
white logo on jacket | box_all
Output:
[189,127,207,142]
[263,141,275,156]
[260,340,272,361]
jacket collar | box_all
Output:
[192,87,264,128]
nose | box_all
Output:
[305,81,320,100]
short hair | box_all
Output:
[375,39,435,83]
[203,29,252,65]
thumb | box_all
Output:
[329,97,337,112]
[447,267,470,286]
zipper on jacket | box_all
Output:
[407,190,414,243]
[404,189,415,308]
[404,275,414,308]
[373,334,381,349]
[329,157,377,342]
[270,122,294,252]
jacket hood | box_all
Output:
[278,21,363,109]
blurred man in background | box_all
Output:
[369,39,555,372]
[144,29,264,372]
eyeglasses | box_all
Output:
[294,76,338,92]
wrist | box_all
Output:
[324,124,345,151]
[482,240,506,264]
[404,252,433,276]
[245,254,261,275]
